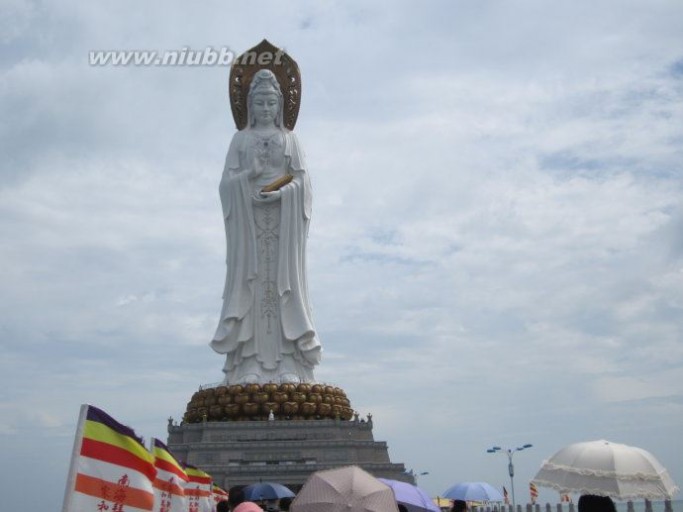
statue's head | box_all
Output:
[247,69,284,128]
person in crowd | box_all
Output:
[278,497,293,512]
[578,495,617,512]
[234,502,264,512]
[452,500,467,512]
[228,485,246,511]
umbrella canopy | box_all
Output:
[442,482,504,502]
[532,440,679,500]
[243,482,296,501]
[291,465,399,512]
[378,478,441,512]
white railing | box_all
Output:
[467,501,675,512]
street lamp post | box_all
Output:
[407,469,429,484]
[487,444,533,508]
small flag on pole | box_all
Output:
[184,464,213,512]
[529,482,539,504]
[152,438,188,512]
[62,404,157,512]
[503,486,509,505]
[560,493,572,503]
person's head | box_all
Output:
[234,502,264,512]
[398,504,409,512]
[452,499,467,512]
[228,485,246,510]
[248,69,283,128]
[279,497,293,511]
[578,495,616,512]
[217,501,231,512]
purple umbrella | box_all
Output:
[379,478,441,512]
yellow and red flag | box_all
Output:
[183,464,213,512]
[62,404,157,512]
[152,438,188,512]
[212,483,229,505]
[529,482,539,504]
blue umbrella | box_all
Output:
[442,482,504,502]
[243,482,296,501]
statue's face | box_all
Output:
[251,92,279,126]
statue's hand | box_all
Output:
[249,155,265,179]
[257,190,282,203]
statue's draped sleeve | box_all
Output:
[284,131,312,220]
[279,132,319,358]
[214,131,257,347]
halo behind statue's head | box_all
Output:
[229,40,301,131]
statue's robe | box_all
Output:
[210,129,321,384]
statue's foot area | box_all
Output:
[183,383,354,422]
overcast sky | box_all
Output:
[1,1,682,509]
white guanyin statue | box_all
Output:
[210,67,322,384]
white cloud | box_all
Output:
[593,370,683,404]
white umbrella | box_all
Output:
[532,440,679,500]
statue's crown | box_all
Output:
[249,69,281,96]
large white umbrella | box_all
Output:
[532,440,679,500]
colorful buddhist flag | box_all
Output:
[529,482,539,504]
[62,404,157,512]
[212,483,229,505]
[152,438,188,512]
[183,464,213,512]
[503,486,509,505]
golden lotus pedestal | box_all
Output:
[168,383,413,489]
[183,383,354,423]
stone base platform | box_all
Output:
[166,414,414,490]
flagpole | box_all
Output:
[61,404,89,512]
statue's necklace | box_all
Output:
[252,131,281,156]
[251,131,282,166]
[253,130,279,146]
